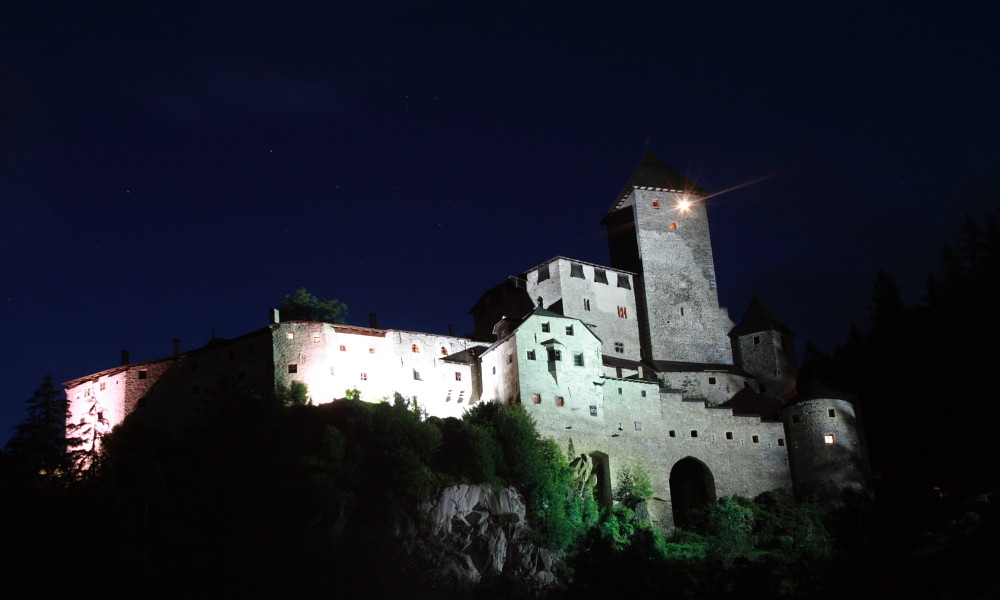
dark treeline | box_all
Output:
[802,211,1000,498]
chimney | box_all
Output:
[369,312,378,329]
[173,338,181,358]
[121,349,130,366]
[448,323,456,337]
[270,308,280,324]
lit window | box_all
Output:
[726,432,734,439]
[339,344,346,351]
[537,265,550,282]
[360,373,368,381]
[313,334,321,344]
[669,222,678,229]
[566,325,574,335]
[752,435,760,444]
[594,269,608,284]
[652,199,660,208]
[288,364,297,373]
[617,274,631,289]
[614,342,624,353]
[634,421,642,431]
[556,396,565,407]
[617,306,628,318]
[369,347,375,354]
[589,405,597,416]
[583,298,591,311]
[287,332,294,340]
[541,322,550,333]
[570,263,584,278]
[573,353,584,366]
[440,347,447,355]
[411,344,420,353]
[455,372,462,381]
[533,394,541,404]
[824,434,835,444]
[527,350,536,360]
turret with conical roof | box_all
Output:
[729,295,798,399]
[603,150,734,366]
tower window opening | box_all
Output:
[708,377,717,385]
[574,353,584,366]
[753,336,760,345]
[360,373,368,381]
[641,390,647,397]
[547,348,561,361]
[589,405,597,416]
[669,222,678,230]
[634,421,642,431]
[669,430,676,437]
[652,199,660,208]
[824,434,835,444]
[691,430,698,438]
[441,347,447,355]
[541,322,550,333]
[286,331,295,340]
[557,396,565,407]
[527,350,536,360]
[570,263,584,278]
[614,342,624,353]
[726,432,733,439]
[507,353,513,364]
[583,298,591,311]
[533,394,541,404]
[339,344,346,351]
[455,372,462,381]
[411,344,420,353]
[617,274,631,289]
[752,435,760,444]
[369,347,375,354]
[537,265,550,282]
[594,269,608,284]
[138,370,148,380]
[828,409,836,417]
[288,363,297,374]
[312,334,321,344]
[778,438,785,446]
[566,325,574,335]
[617,306,628,318]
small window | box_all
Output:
[458,391,465,403]
[778,438,785,447]
[617,274,631,289]
[617,306,628,318]
[828,409,836,418]
[547,348,562,361]
[573,353,584,367]
[360,372,368,381]
[566,325,574,335]
[708,377,716,385]
[594,269,608,284]
[641,390,647,397]
[556,396,565,407]
[541,322,550,333]
[652,199,660,208]
[369,347,375,354]
[492,366,496,374]
[312,334,321,344]
[507,353,513,364]
[287,331,294,340]
[533,394,541,404]
[446,394,452,402]
[669,222,678,229]
[288,364,297,374]
[413,370,421,380]
[824,434,835,444]
[527,350,536,360]
[669,430,676,437]
[618,387,623,394]
[589,405,597,416]
[339,344,346,352]
[99,382,106,391]
[614,342,624,353]
[792,414,801,423]
[752,435,760,444]
[753,336,760,345]
[691,430,698,438]
[634,421,642,431]
[441,347,448,355]
[537,265,550,282]
[583,298,591,311]
[455,372,462,381]
[570,263,584,278]
[726,431,734,440]
[680,307,684,316]
[138,370,148,380]
[411,344,420,353]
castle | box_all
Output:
[65,150,870,528]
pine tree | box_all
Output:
[3,375,71,484]
[278,288,348,323]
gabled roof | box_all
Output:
[729,295,794,338]
[607,150,709,215]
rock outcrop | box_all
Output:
[412,484,561,588]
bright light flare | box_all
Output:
[676,198,692,213]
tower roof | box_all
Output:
[729,295,795,337]
[607,150,709,215]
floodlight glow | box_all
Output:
[677,198,692,213]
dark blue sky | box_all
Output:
[2,1,998,443]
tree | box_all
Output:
[278,288,347,323]
[3,375,72,483]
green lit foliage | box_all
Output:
[278,288,347,323]
[613,465,654,510]
[2,375,74,485]
[275,380,309,406]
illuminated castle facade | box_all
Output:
[65,151,870,527]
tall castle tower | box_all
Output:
[602,150,734,365]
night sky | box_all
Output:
[2,1,998,443]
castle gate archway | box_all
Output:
[669,457,716,528]
[589,451,612,511]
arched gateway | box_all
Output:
[669,457,716,527]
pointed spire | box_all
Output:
[729,294,794,337]
[609,149,709,214]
